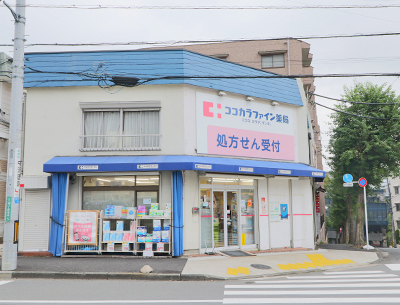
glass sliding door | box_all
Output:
[213,191,225,248]
[227,191,239,247]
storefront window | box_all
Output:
[240,179,254,186]
[136,176,159,186]
[83,176,136,187]
[82,175,159,211]
[83,190,135,211]
[212,177,239,185]
[200,177,212,184]
[241,189,255,245]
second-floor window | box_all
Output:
[261,53,285,68]
[395,186,399,195]
[82,109,160,151]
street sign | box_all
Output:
[358,177,368,187]
[343,183,354,187]
[343,174,353,183]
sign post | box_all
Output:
[358,177,372,250]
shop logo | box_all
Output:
[278,169,291,175]
[203,101,222,119]
[77,165,98,170]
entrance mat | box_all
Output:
[220,250,254,257]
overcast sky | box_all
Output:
[1,0,400,170]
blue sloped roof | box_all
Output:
[43,155,325,178]
[24,49,303,106]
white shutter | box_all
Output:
[19,189,51,251]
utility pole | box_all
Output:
[1,0,26,271]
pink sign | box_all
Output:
[207,126,295,160]
[72,222,93,243]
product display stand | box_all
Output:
[99,210,137,254]
[136,215,171,256]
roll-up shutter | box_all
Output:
[19,189,51,251]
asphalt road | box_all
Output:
[1,248,400,304]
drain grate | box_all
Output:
[251,264,271,270]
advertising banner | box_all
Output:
[196,92,295,160]
[67,210,98,245]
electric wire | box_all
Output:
[2,32,400,47]
[7,4,400,10]
[313,101,397,120]
[308,92,400,105]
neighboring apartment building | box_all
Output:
[19,49,324,256]
[0,53,11,241]
[151,39,326,241]
[389,177,400,231]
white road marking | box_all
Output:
[0,301,222,304]
[223,298,400,304]
[287,274,396,279]
[225,282,400,289]
[255,277,400,284]
[323,271,384,275]
[224,289,400,295]
[386,264,400,271]
[0,280,13,286]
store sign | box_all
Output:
[195,164,212,170]
[239,167,254,172]
[278,169,291,175]
[196,92,295,160]
[77,165,98,170]
[137,164,159,169]
[315,193,320,213]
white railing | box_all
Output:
[80,134,161,151]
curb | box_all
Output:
[5,271,224,281]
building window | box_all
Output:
[82,175,159,211]
[395,186,399,195]
[396,203,400,212]
[261,53,285,68]
[82,109,160,151]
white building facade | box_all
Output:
[19,50,324,255]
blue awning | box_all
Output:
[43,155,325,178]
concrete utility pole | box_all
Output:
[1,0,26,271]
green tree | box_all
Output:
[328,82,400,247]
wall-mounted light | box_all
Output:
[218,91,227,96]
[246,96,254,102]
[271,101,279,106]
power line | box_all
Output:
[6,4,400,10]
[23,66,400,80]
[313,101,395,120]
[309,92,400,105]
[2,32,400,47]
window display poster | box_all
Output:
[270,202,280,222]
[68,210,98,245]
[260,197,267,215]
[280,204,288,220]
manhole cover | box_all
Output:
[251,264,271,270]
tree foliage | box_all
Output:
[327,82,400,247]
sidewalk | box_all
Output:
[0,244,380,281]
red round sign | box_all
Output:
[358,177,367,187]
